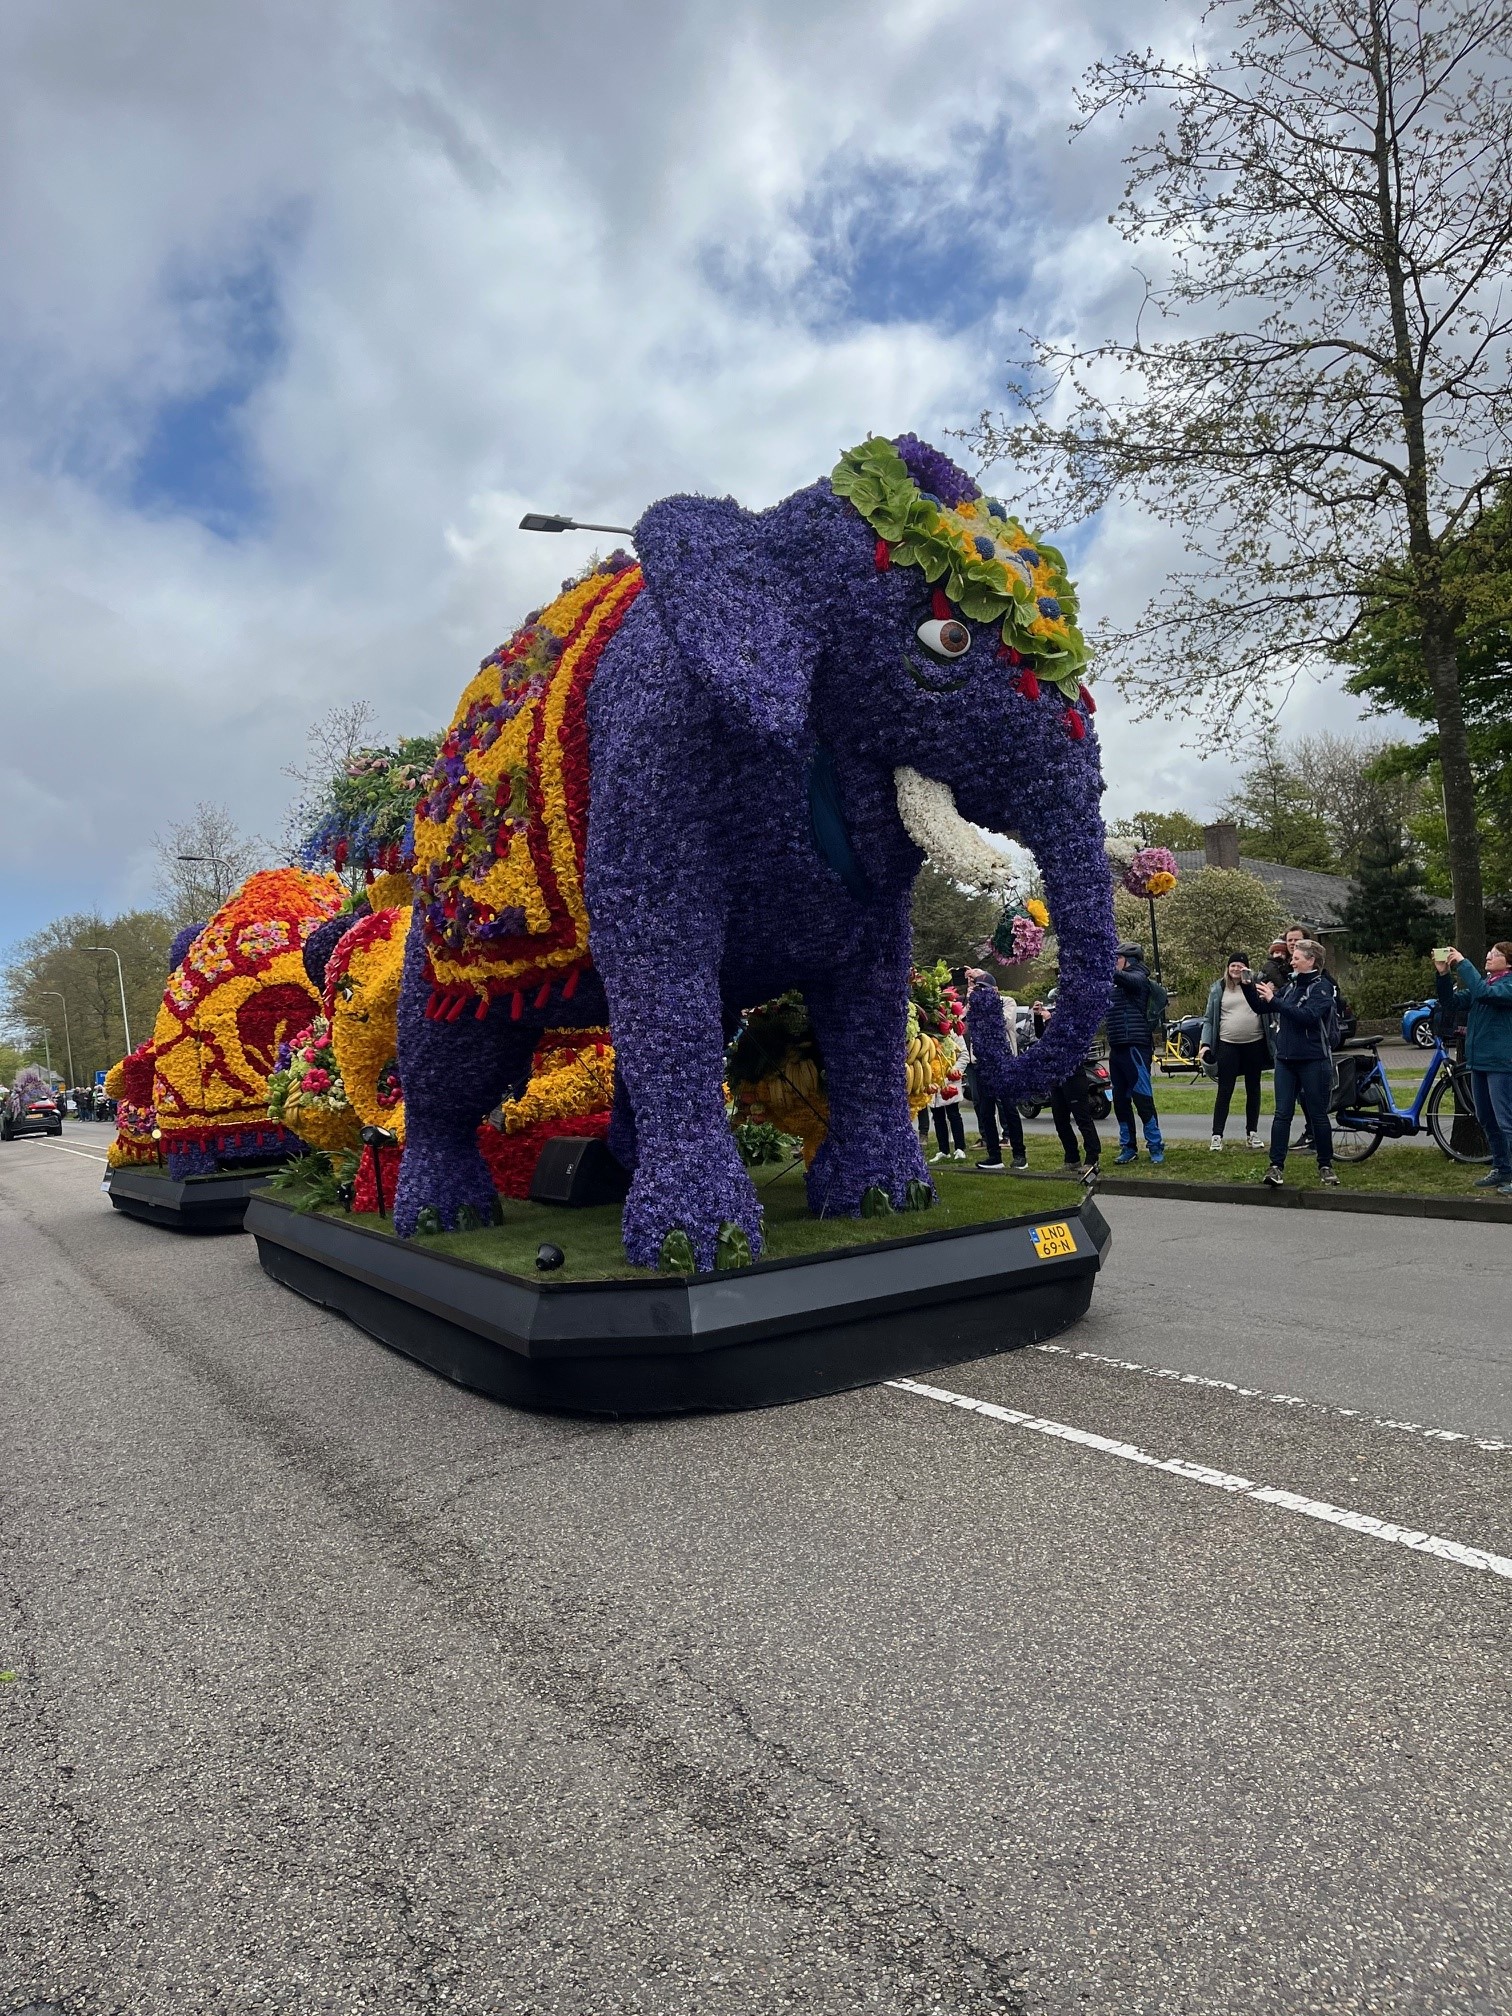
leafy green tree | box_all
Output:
[1136,869,1286,999]
[909,864,1001,972]
[154,803,267,925]
[1337,828,1438,955]
[1338,488,1512,904]
[1108,809,1207,852]
[968,0,1512,954]
[1220,735,1337,872]
[0,1039,37,1085]
[3,911,175,1080]
[1288,732,1427,875]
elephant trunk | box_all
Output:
[993,819,1118,1101]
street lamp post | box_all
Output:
[85,947,132,1056]
[1138,825,1164,984]
[40,990,76,1087]
[177,852,229,906]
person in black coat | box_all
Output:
[1034,995,1101,1175]
[1255,937,1338,1187]
[1106,942,1165,1164]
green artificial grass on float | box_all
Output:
[323,1158,1083,1283]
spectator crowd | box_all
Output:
[943,924,1512,1198]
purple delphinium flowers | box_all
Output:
[167,922,206,972]
[302,906,369,993]
[892,434,982,510]
[966,978,1014,1107]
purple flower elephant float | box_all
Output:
[394,433,1116,1269]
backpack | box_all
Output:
[1319,974,1344,1054]
[1144,976,1169,1035]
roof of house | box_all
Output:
[1171,850,1453,930]
[1172,851,1351,931]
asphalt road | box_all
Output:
[2,1126,1509,2015]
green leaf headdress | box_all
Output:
[830,436,1090,701]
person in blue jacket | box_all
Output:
[1107,941,1164,1165]
[1254,936,1338,1187]
[1436,941,1512,1193]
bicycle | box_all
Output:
[1154,1015,1205,1078]
[1330,1036,1489,1164]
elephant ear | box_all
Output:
[634,494,815,749]
[303,905,368,992]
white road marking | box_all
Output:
[1033,1341,1512,1455]
[889,1377,1512,1583]
[13,1141,112,1164]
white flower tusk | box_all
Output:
[893,767,1019,896]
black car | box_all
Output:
[1,1089,63,1139]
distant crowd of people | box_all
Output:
[928,922,1512,1196]
[52,1085,115,1121]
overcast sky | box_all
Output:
[0,0,1383,949]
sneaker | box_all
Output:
[1499,1182,1512,1197]
[1319,1166,1340,1186]
[1473,1170,1510,1189]
[1080,1162,1100,1182]
[951,1147,966,1161]
[1263,1165,1284,1188]
[928,1149,947,1164]
[1209,1134,1223,1152]
[1114,1146,1138,1165]
[1010,1155,1029,1172]
[974,1159,1005,1173]
[1246,1133,1265,1151]
[1148,1148,1165,1165]
[1062,1157,1081,1172]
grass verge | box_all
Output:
[1084,1136,1505,1199]
[1121,1075,1424,1117]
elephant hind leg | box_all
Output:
[393,992,537,1236]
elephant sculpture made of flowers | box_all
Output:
[395,433,1116,1268]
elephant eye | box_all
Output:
[916,617,971,659]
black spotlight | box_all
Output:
[359,1125,399,1216]
[535,1242,566,1272]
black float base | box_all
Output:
[106,1164,283,1232]
[247,1194,1112,1416]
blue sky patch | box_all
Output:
[706,132,1031,338]
[129,232,291,538]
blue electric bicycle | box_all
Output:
[1330,1037,1488,1164]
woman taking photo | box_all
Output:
[1435,942,1512,1193]
[1255,937,1338,1187]
[1197,952,1269,1151]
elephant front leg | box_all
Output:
[804,967,932,1219]
[597,947,760,1272]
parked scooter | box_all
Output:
[1014,1009,1112,1121]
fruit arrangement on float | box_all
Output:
[726,991,948,1169]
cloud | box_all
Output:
[0,0,1385,953]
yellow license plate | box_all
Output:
[1030,1221,1077,1259]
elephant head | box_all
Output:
[633,433,1115,1095]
